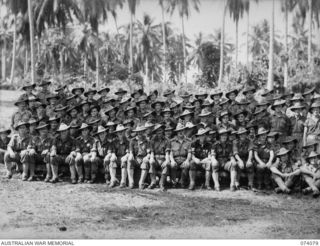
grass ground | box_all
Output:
[0,89,319,239]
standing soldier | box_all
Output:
[35,101,48,123]
[11,97,33,129]
[36,79,52,104]
[242,85,257,114]
[4,121,33,179]
[226,89,240,116]
[97,86,110,104]
[169,123,192,188]
[46,94,59,118]
[75,123,98,184]
[179,91,192,107]
[152,99,165,123]
[128,125,151,189]
[233,127,255,189]
[303,101,320,147]
[20,81,36,100]
[50,123,77,183]
[212,128,237,191]
[84,88,98,105]
[115,88,127,102]
[55,104,71,125]
[163,89,175,107]
[162,107,176,128]
[270,99,292,141]
[149,124,170,190]
[290,102,306,150]
[55,85,68,105]
[48,116,60,138]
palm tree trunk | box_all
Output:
[28,0,36,84]
[144,56,148,92]
[96,41,100,87]
[129,12,134,76]
[24,47,29,75]
[218,0,227,87]
[181,15,187,85]
[235,20,239,69]
[37,36,41,62]
[84,54,88,77]
[1,38,6,80]
[267,0,275,90]
[246,11,249,68]
[161,2,166,84]
[9,15,17,85]
[284,1,289,88]
[59,49,64,80]
[307,0,312,65]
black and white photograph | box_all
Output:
[0,0,320,241]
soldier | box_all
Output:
[164,124,174,141]
[163,89,175,107]
[191,128,214,190]
[110,124,130,188]
[4,121,33,179]
[11,97,32,129]
[168,123,192,188]
[161,107,176,128]
[281,136,300,164]
[290,102,305,149]
[79,100,90,123]
[226,89,240,116]
[75,123,98,184]
[48,116,60,138]
[152,98,165,123]
[131,89,144,102]
[84,88,98,105]
[88,118,101,136]
[46,94,59,118]
[94,125,112,184]
[270,99,292,141]
[86,104,101,124]
[104,105,119,124]
[218,111,235,130]
[35,102,48,123]
[28,95,39,117]
[69,121,80,139]
[242,85,257,114]
[303,101,320,147]
[267,131,281,154]
[97,87,110,104]
[254,127,275,190]
[185,122,197,140]
[28,118,38,137]
[128,125,151,189]
[211,89,223,117]
[21,81,36,100]
[233,127,255,189]
[179,91,192,107]
[301,142,318,166]
[234,109,248,129]
[149,124,170,190]
[123,119,136,140]
[148,89,159,105]
[55,104,71,125]
[144,121,155,141]
[198,108,215,130]
[211,128,237,191]
[50,123,77,183]
[55,85,68,105]
[179,109,194,125]
[123,103,139,128]
[0,127,11,163]
[115,88,127,102]
[36,79,52,104]
[271,148,301,194]
[68,105,82,126]
[300,151,320,197]
[116,97,131,122]
[32,122,53,182]
[195,89,208,102]
[170,101,182,122]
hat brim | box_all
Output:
[199,113,212,117]
[84,90,97,96]
[0,129,11,134]
[36,125,49,131]
[71,88,84,94]
[14,100,28,106]
[15,123,30,130]
[132,127,147,132]
[257,130,269,136]
[57,127,70,132]
[277,150,290,156]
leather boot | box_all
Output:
[180,168,188,188]
[188,170,196,190]
[128,168,135,188]
[84,164,91,183]
[28,162,35,181]
[120,167,127,188]
[159,174,167,191]
[75,163,84,183]
[90,161,98,184]
[70,165,77,184]
[148,173,157,189]
[44,163,52,182]
[22,163,29,181]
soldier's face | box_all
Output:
[60,130,68,139]
[267,136,275,144]
[184,115,191,122]
[82,128,90,137]
[91,108,98,117]
[165,130,172,138]
[39,128,48,136]
[109,110,116,118]
[164,112,170,119]
[70,109,78,118]
[239,133,246,141]
[117,131,125,138]
[88,93,94,99]
[237,114,245,122]
[0,132,8,140]
[18,102,26,110]
[274,105,282,113]
[50,121,59,130]
[128,110,134,118]
[18,125,27,135]
[312,107,320,115]
[139,101,146,109]
[98,132,106,140]
[229,93,236,101]
[82,104,89,112]
[246,91,253,99]
[309,157,317,165]
[74,89,82,95]
[156,129,163,137]
[222,115,229,123]
[258,134,267,142]
[213,95,220,101]
[29,124,36,133]
[194,101,201,108]
[177,131,184,138]
[280,154,288,162]
[220,134,227,142]
[155,104,162,112]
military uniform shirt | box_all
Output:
[169,137,192,158]
[8,134,33,152]
[191,140,212,159]
[52,136,76,155]
[76,136,96,153]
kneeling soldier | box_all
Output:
[169,123,192,189]
[0,127,11,163]
[149,124,170,190]
[50,123,77,183]
[4,121,33,180]
[32,122,54,182]
[75,123,98,184]
[109,124,130,188]
[128,125,151,189]
[212,128,237,191]
[191,128,214,190]
[271,147,301,194]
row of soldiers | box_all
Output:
[0,79,320,196]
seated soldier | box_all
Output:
[128,125,151,189]
[94,126,112,185]
[270,147,301,194]
[109,124,130,188]
[254,127,275,190]
[212,128,238,191]
[149,124,170,191]
[233,127,254,189]
[169,123,192,189]
[191,128,214,190]
[0,127,11,163]
[11,97,32,129]
[75,123,98,184]
[299,151,320,198]
[4,121,33,180]
[50,123,77,183]
[32,122,54,182]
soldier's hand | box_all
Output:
[161,161,169,169]
[9,151,15,159]
[71,151,77,157]
[246,161,253,168]
[50,150,56,157]
[76,152,82,160]
[29,149,36,155]
[238,161,244,169]
[171,161,178,168]
[41,149,48,155]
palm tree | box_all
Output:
[27,0,36,84]
[281,0,297,88]
[267,0,275,90]
[167,0,200,86]
[0,12,12,81]
[128,0,139,78]
[218,0,228,86]
[159,0,167,84]
[228,0,246,69]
